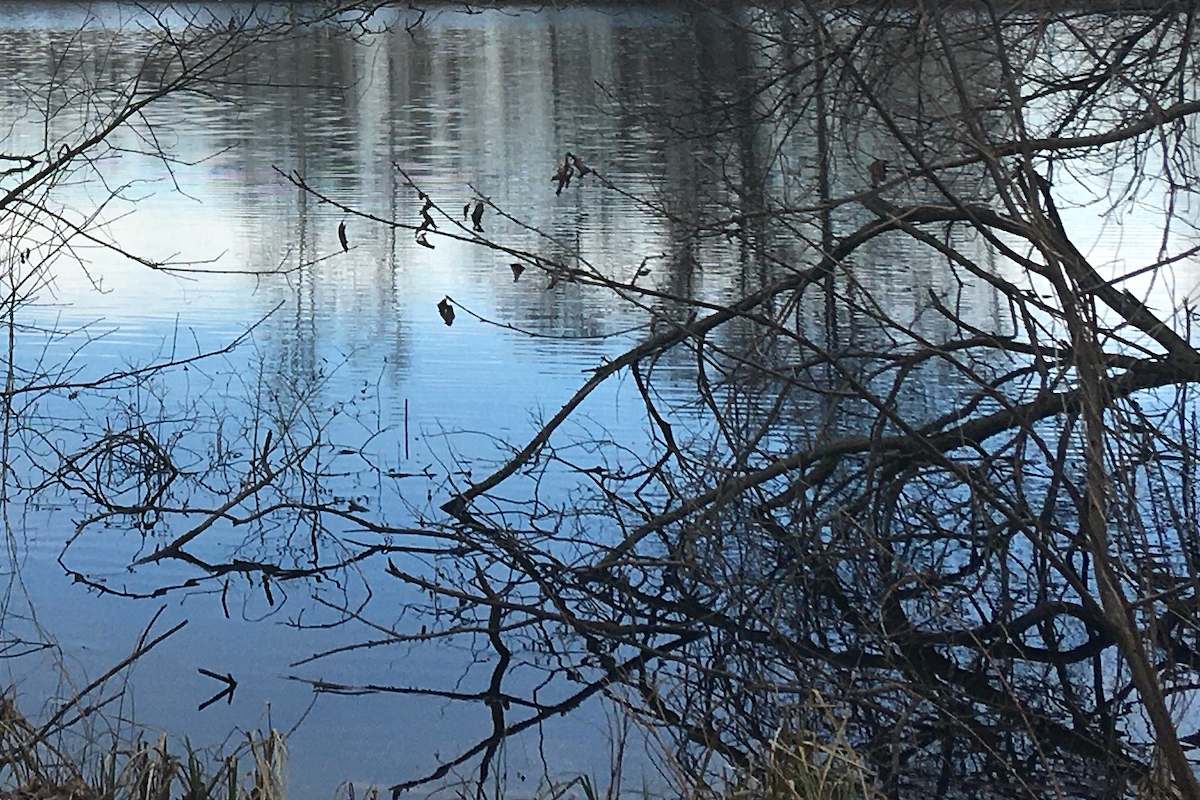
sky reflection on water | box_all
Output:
[2,3,1172,796]
[1,6,734,795]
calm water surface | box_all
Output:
[0,3,1180,797]
[0,6,755,795]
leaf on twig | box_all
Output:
[438,297,455,326]
[552,153,573,195]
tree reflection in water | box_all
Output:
[7,4,1200,799]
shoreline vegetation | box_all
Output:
[0,690,881,800]
[0,694,286,800]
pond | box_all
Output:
[0,3,1195,799]
[0,4,794,795]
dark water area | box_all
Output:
[0,2,1190,798]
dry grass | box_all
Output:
[0,682,878,800]
[644,692,880,800]
[757,713,879,800]
[0,693,286,800]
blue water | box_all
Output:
[2,3,1173,797]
